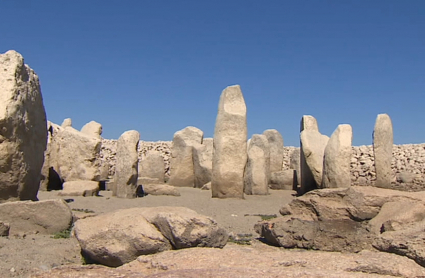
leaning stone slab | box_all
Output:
[212,85,247,198]
[299,115,319,195]
[0,50,47,202]
[0,199,72,235]
[322,124,353,188]
[244,134,270,195]
[373,114,393,188]
[114,130,140,198]
[168,126,203,187]
[300,129,329,188]
[58,180,99,197]
[263,129,284,173]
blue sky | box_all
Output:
[1,1,424,146]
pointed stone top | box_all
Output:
[300,115,318,132]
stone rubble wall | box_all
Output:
[101,139,425,188]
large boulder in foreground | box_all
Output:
[0,50,47,202]
[373,113,393,188]
[73,207,228,267]
[212,85,247,199]
[0,199,72,235]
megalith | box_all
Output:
[49,127,101,183]
[114,130,140,198]
[290,149,301,188]
[263,129,283,173]
[212,85,247,199]
[193,138,213,188]
[40,121,62,191]
[244,134,270,195]
[168,126,203,187]
[80,120,102,139]
[322,124,353,188]
[373,114,393,188]
[138,151,165,183]
[299,115,319,195]
[0,50,47,202]
[300,116,329,193]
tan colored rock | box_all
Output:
[58,180,99,197]
[300,129,329,188]
[193,138,213,188]
[373,114,393,188]
[114,130,139,198]
[244,134,270,195]
[263,129,284,172]
[0,221,10,236]
[40,121,62,191]
[322,124,353,188]
[290,149,301,187]
[201,181,211,190]
[168,126,203,187]
[0,199,72,235]
[212,85,247,199]
[299,115,320,195]
[73,208,172,267]
[0,50,47,202]
[142,183,180,196]
[50,127,101,182]
[80,120,102,139]
[138,151,165,183]
[269,170,294,190]
[61,118,72,128]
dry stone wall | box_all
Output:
[100,140,425,189]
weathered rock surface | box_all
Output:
[50,127,101,182]
[58,180,99,197]
[212,85,247,199]
[138,151,165,183]
[299,115,320,195]
[263,129,284,172]
[0,221,10,236]
[193,138,213,188]
[73,207,227,267]
[0,50,47,202]
[80,121,102,139]
[290,148,301,187]
[114,130,139,198]
[168,126,203,187]
[269,170,294,190]
[0,199,72,235]
[40,121,62,191]
[142,184,180,196]
[300,129,329,189]
[244,134,270,195]
[61,118,72,128]
[373,114,394,188]
[322,124,353,188]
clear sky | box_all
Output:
[1,1,424,146]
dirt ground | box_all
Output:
[0,188,296,278]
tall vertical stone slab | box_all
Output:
[138,151,165,183]
[263,129,284,173]
[168,126,203,187]
[0,50,47,202]
[212,85,247,199]
[80,121,103,139]
[373,114,393,188]
[244,134,270,195]
[322,124,353,188]
[193,138,213,188]
[299,115,319,195]
[114,130,140,198]
[289,149,301,188]
[301,130,329,188]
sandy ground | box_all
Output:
[0,188,296,278]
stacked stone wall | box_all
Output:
[101,140,425,189]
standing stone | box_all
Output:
[0,50,47,202]
[80,121,102,139]
[290,149,301,188]
[373,114,393,188]
[300,127,329,191]
[168,126,203,187]
[114,130,140,198]
[193,138,213,188]
[212,85,247,199]
[40,121,62,191]
[138,151,165,183]
[49,127,101,182]
[263,129,284,173]
[61,118,72,128]
[299,115,319,195]
[244,135,270,195]
[322,124,353,188]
